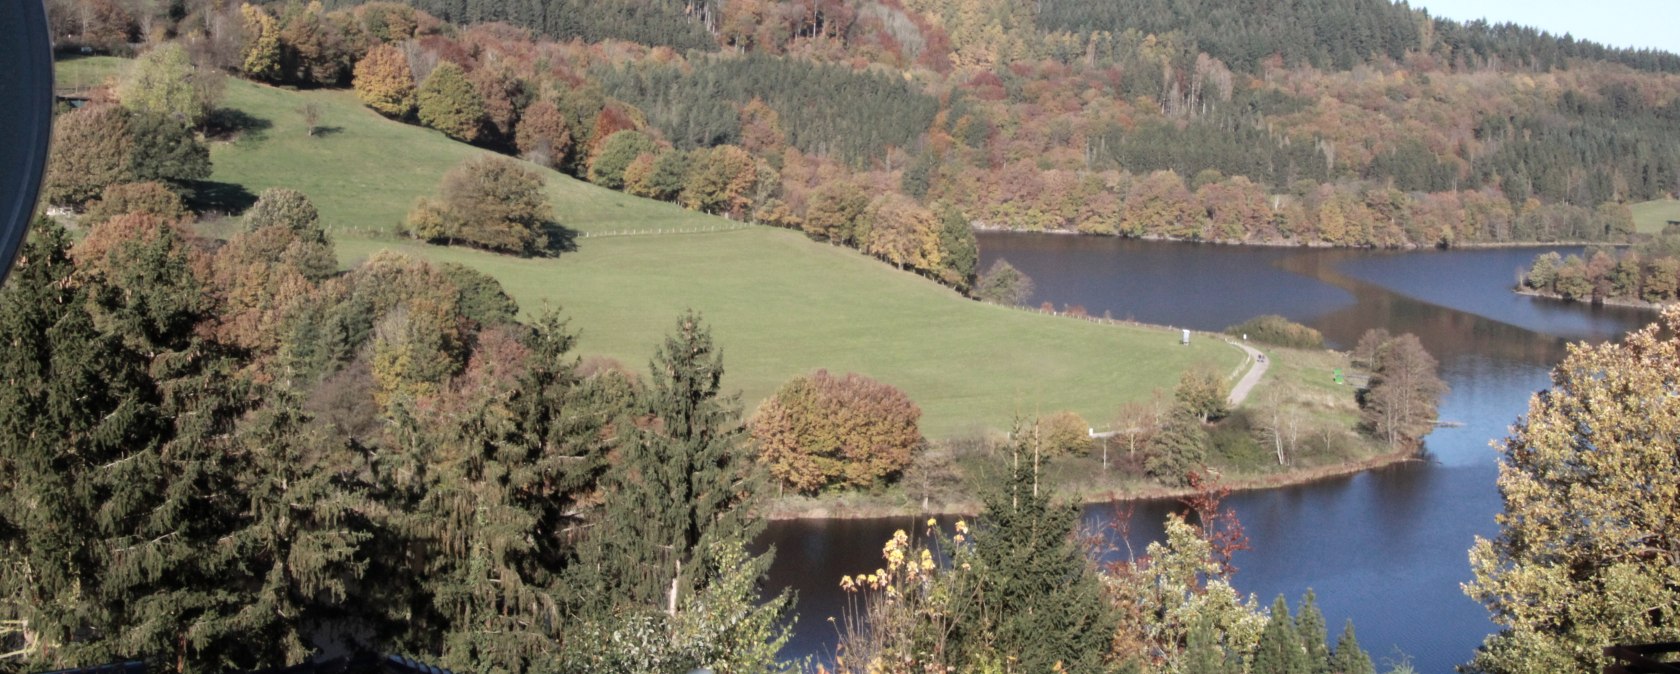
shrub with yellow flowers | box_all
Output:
[830,518,982,674]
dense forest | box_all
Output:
[319,0,720,51]
[0,194,790,672]
[1035,0,1680,74]
[595,54,939,165]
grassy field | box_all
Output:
[766,343,1394,518]
[1632,198,1680,235]
[53,53,124,91]
[59,57,1243,436]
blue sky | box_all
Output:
[1409,0,1679,54]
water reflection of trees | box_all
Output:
[1277,250,1615,367]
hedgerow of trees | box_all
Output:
[1521,241,1680,305]
[1227,315,1326,349]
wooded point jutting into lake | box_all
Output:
[7,0,1680,672]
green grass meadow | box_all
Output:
[64,58,1243,436]
[1632,199,1680,235]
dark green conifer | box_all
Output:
[204,390,376,668]
[936,205,978,292]
[0,220,154,668]
[1252,595,1312,674]
[564,311,787,672]
[126,111,212,188]
[1329,621,1375,674]
[1296,589,1331,674]
[1145,408,1209,487]
[576,310,767,613]
[440,263,519,327]
[955,430,1117,673]
[370,313,621,673]
[87,226,255,670]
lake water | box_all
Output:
[758,233,1656,672]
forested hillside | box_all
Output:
[595,54,939,164]
[1036,0,1680,74]
[47,0,1680,257]
[320,0,720,51]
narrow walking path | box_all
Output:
[1226,340,1268,407]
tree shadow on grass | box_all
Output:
[188,181,258,216]
[543,221,579,255]
[204,108,272,142]
[308,126,345,138]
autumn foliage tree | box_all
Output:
[1038,411,1094,457]
[1466,307,1680,674]
[1175,366,1230,423]
[416,62,486,142]
[353,43,416,118]
[866,194,940,271]
[513,99,571,169]
[681,145,758,217]
[43,104,134,208]
[1356,331,1447,451]
[468,66,526,146]
[407,156,552,255]
[801,181,870,245]
[239,3,283,81]
[749,370,923,494]
[81,182,188,227]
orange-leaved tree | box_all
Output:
[749,370,923,494]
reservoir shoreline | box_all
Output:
[765,443,1422,521]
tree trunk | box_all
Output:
[667,559,680,617]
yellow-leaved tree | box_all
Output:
[1465,306,1680,673]
[353,43,416,118]
[239,3,282,81]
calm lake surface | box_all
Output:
[758,233,1656,672]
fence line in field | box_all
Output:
[578,223,752,238]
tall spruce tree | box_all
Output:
[1146,408,1209,487]
[203,390,377,669]
[1329,621,1375,674]
[0,221,156,668]
[566,311,787,671]
[953,431,1117,673]
[364,313,627,673]
[1252,596,1312,674]
[76,216,256,670]
[1296,590,1331,674]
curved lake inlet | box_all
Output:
[757,233,1656,673]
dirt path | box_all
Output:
[1227,340,1268,407]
